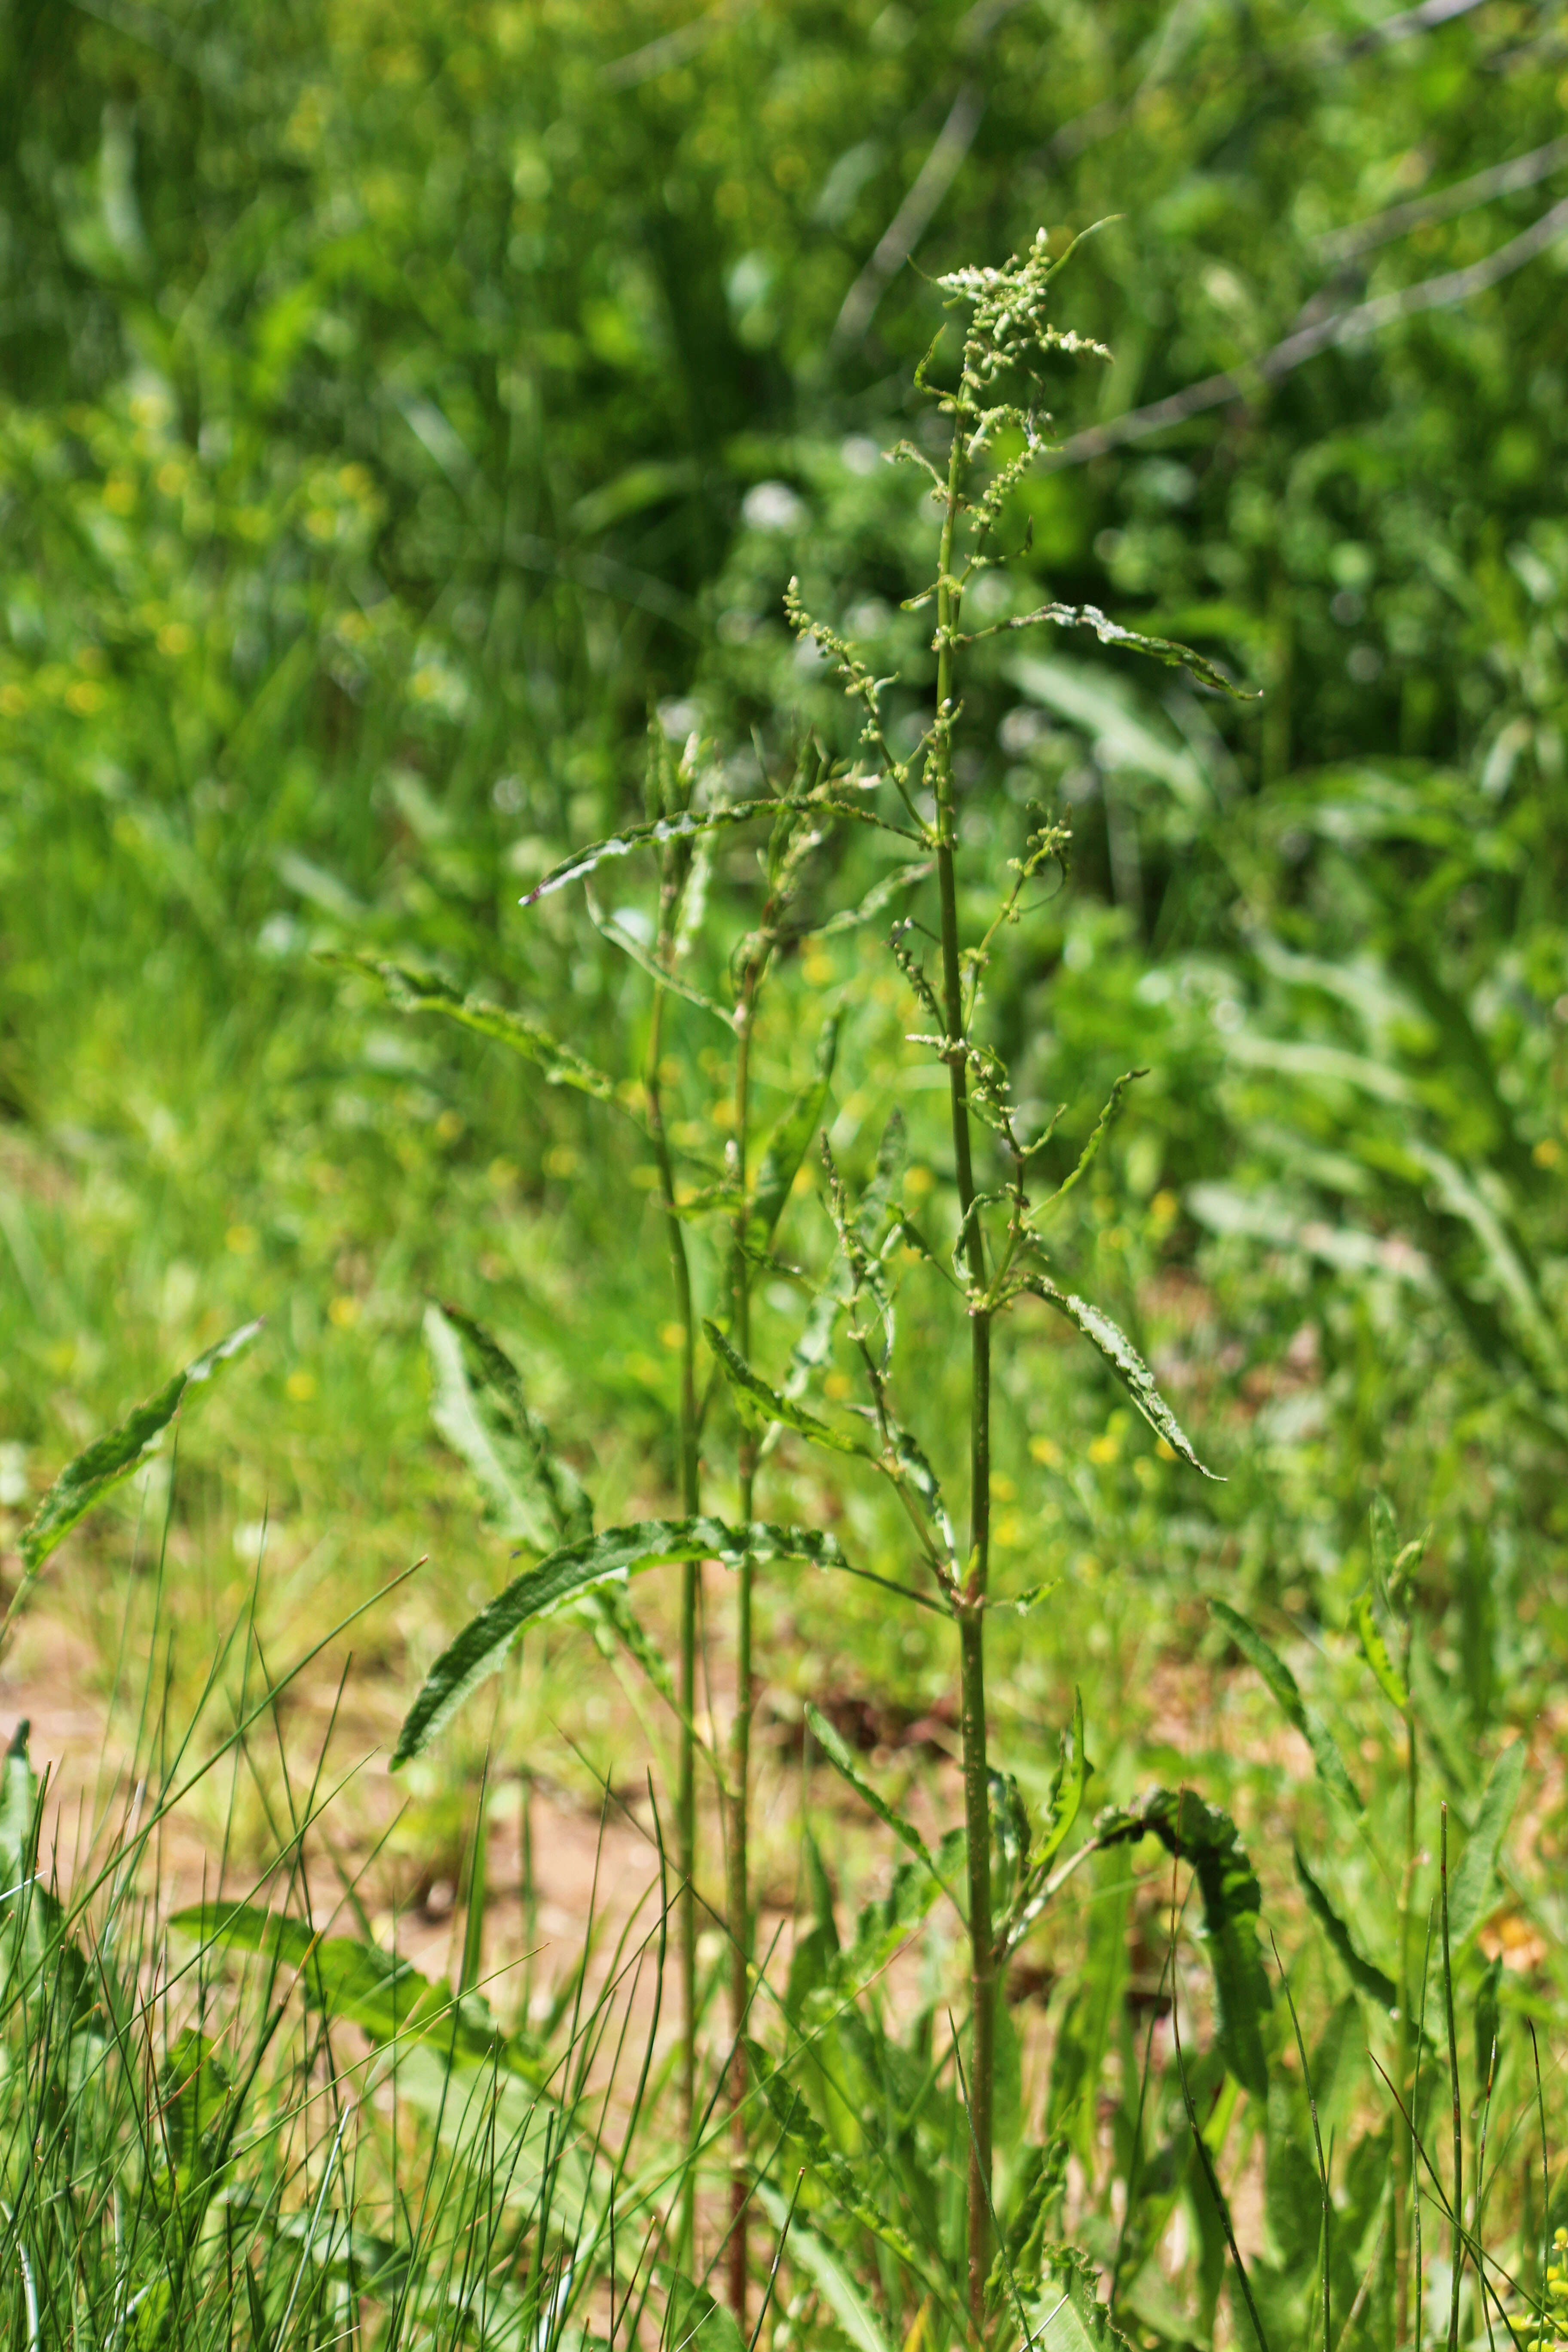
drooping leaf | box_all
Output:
[1350,1586,1409,1715]
[1292,1846,1398,2012]
[1448,1740,1525,1950]
[424,1303,592,1550]
[19,1321,262,1575]
[328,952,619,1102]
[705,1323,870,1458]
[1004,602,1257,698]
[521,801,784,905]
[1029,2243,1138,2352]
[1096,1788,1272,2095]
[393,1519,847,1765]
[170,1903,537,2077]
[1210,1601,1364,1816]
[747,1013,840,1253]
[805,1702,949,1890]
[1022,1277,1219,1478]
[748,2043,935,2283]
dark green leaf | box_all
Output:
[425,1303,593,1549]
[1022,1277,1219,1478]
[1097,1788,1272,2095]
[394,1519,847,1765]
[19,1321,262,1575]
[1448,1740,1524,1949]
[1292,1846,1398,2011]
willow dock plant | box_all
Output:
[369,231,1251,2328]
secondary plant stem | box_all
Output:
[646,981,701,2263]
[727,964,761,2324]
[934,415,996,2330]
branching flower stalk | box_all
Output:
[788,230,1243,2324]
[640,729,704,2259]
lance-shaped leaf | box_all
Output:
[327,952,619,1103]
[20,1321,262,1575]
[1448,1739,1525,1950]
[424,1304,592,1550]
[1022,1277,1218,1478]
[705,1323,870,1458]
[1096,1787,1271,2095]
[1293,1846,1397,2011]
[170,1904,536,2076]
[997,601,1257,701]
[1350,1586,1409,1714]
[393,1518,846,1766]
[1210,1600,1364,1817]
[521,800,784,905]
[747,1013,840,1253]
[747,2043,936,2284]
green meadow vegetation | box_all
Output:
[3,0,1568,2344]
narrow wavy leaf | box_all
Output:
[394,1518,846,1765]
[1022,1277,1218,1478]
[998,601,1257,699]
[20,1321,262,1575]
[425,1303,592,1550]
[521,802,784,904]
[1293,1846,1398,2011]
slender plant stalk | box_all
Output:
[1442,1803,1464,2352]
[646,976,702,2263]
[726,956,762,2324]
[931,416,996,2329]
[1396,1627,1418,2346]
